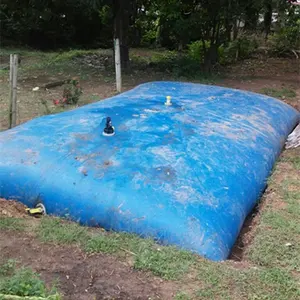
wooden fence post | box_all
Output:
[9,54,13,128]
[9,54,18,128]
[114,38,122,93]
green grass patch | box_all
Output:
[51,49,109,63]
[37,217,89,245]
[194,263,300,300]
[35,217,196,280]
[86,232,195,280]
[0,69,9,76]
[174,291,191,300]
[0,260,60,299]
[196,262,232,299]
[238,267,300,300]
[133,244,195,279]
[131,50,221,82]
[0,47,47,58]
[85,232,131,254]
[247,175,300,272]
[261,87,296,99]
[0,217,25,231]
[280,156,300,170]
[0,47,109,79]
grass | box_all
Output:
[0,48,110,80]
[36,218,195,280]
[247,152,300,274]
[36,217,89,245]
[194,262,300,300]
[0,260,61,299]
[175,291,191,300]
[0,47,47,57]
[280,155,300,170]
[131,49,222,82]
[0,218,25,231]
[1,46,222,83]
[133,243,195,279]
[261,87,297,99]
[50,49,111,63]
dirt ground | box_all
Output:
[223,57,300,109]
[0,198,29,218]
[0,53,299,299]
[0,53,299,129]
[0,229,177,300]
[0,199,177,299]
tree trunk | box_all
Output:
[264,0,272,39]
[204,44,218,74]
[244,3,259,31]
[113,0,130,69]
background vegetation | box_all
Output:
[1,0,299,72]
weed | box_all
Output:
[37,217,89,245]
[261,87,296,99]
[0,268,47,297]
[62,79,83,105]
[0,217,25,231]
[0,260,17,276]
[174,291,191,300]
[0,261,61,299]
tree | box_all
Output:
[263,0,273,38]
[112,0,131,68]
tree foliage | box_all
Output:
[0,0,299,68]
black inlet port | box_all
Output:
[103,117,115,136]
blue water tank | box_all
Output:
[0,82,299,261]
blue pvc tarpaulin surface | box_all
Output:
[0,82,299,261]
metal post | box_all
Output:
[114,38,122,93]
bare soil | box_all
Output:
[0,230,176,300]
[0,198,28,218]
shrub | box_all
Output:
[268,20,300,56]
[188,40,210,62]
[222,34,259,63]
[0,261,60,298]
[63,79,83,105]
[53,79,83,106]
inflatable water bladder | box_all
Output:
[0,82,299,261]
